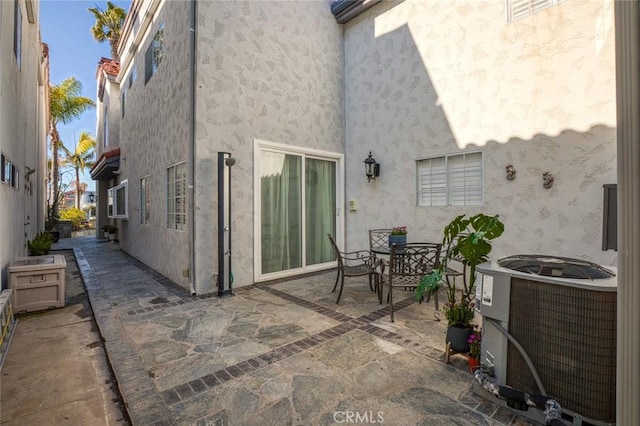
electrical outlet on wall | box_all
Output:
[349,200,357,211]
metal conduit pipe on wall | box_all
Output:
[187,0,197,295]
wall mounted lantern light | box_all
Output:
[364,151,380,182]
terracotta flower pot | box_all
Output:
[468,356,480,372]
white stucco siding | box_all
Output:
[194,0,345,290]
[344,0,616,266]
[117,0,192,289]
[0,0,47,288]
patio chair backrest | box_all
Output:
[369,228,393,251]
[389,242,442,277]
[327,233,343,267]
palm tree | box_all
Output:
[88,2,127,61]
[49,78,95,220]
[60,131,96,209]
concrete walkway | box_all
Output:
[3,237,537,425]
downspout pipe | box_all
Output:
[187,0,197,295]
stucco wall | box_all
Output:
[0,0,47,288]
[343,0,617,266]
[194,0,345,290]
[116,0,192,289]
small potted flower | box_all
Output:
[467,326,482,371]
[389,226,407,247]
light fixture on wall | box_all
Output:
[543,171,554,189]
[364,152,380,182]
[505,164,516,181]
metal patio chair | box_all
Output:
[327,233,381,304]
[369,228,393,253]
[388,242,442,322]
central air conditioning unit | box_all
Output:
[475,255,617,426]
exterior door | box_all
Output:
[255,141,342,281]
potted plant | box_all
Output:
[388,226,407,247]
[416,213,504,352]
[101,224,117,241]
[28,232,54,256]
[467,326,482,371]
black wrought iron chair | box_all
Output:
[388,242,442,322]
[327,233,381,304]
[368,228,392,253]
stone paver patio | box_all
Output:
[55,236,536,425]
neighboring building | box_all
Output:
[0,0,49,288]
[93,0,617,295]
[90,57,121,238]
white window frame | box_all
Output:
[253,139,345,282]
[417,152,484,207]
[145,22,164,84]
[108,180,129,219]
[1,153,18,189]
[506,0,567,23]
[140,176,150,225]
[166,162,186,231]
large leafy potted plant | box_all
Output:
[416,213,504,352]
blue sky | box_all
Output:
[40,0,131,191]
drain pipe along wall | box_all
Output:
[188,0,197,295]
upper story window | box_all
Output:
[145,22,164,84]
[166,162,186,230]
[417,152,483,207]
[14,0,22,69]
[103,106,109,148]
[507,0,567,22]
[129,65,137,87]
[121,89,126,118]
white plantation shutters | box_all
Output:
[167,162,186,230]
[417,157,447,206]
[507,0,567,22]
[448,152,483,206]
[417,152,483,206]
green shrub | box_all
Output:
[28,232,54,256]
[60,207,87,230]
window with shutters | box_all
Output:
[417,152,483,207]
[507,0,567,22]
[166,162,186,230]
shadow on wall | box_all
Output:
[344,1,616,266]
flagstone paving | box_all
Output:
[53,236,537,425]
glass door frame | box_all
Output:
[253,139,344,282]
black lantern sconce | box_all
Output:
[88,193,96,203]
[364,152,380,182]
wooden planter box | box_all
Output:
[7,255,67,313]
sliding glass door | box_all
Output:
[257,142,341,280]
